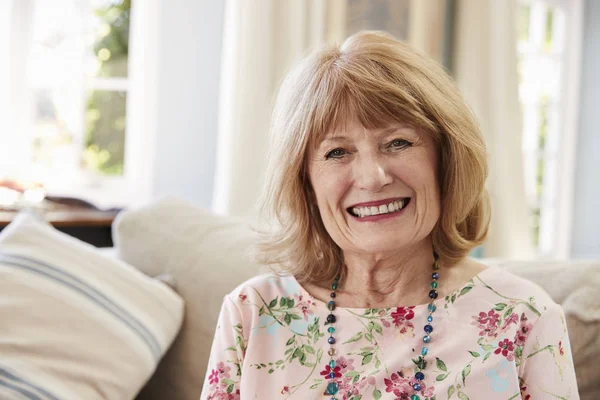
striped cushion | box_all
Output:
[0,213,184,400]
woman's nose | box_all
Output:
[353,154,393,192]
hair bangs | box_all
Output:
[307,60,437,149]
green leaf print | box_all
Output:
[460,286,473,296]
[461,364,472,386]
[436,373,450,381]
[344,332,364,344]
[447,385,456,398]
[481,344,494,351]
[468,351,480,357]
[346,371,360,379]
[436,357,448,372]
[457,391,469,400]
[284,314,292,324]
[362,353,374,365]
[483,352,492,362]
[494,303,507,311]
[269,297,278,308]
[373,388,382,400]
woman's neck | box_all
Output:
[337,246,435,308]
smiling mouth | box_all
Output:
[347,198,411,218]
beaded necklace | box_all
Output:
[324,252,440,400]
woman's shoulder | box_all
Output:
[225,273,306,307]
[463,264,563,319]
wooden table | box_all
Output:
[0,209,120,247]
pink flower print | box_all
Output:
[335,356,355,374]
[238,293,247,302]
[295,294,316,321]
[281,386,289,394]
[208,369,219,385]
[494,338,515,361]
[216,361,231,379]
[472,309,500,337]
[320,364,342,379]
[514,313,533,346]
[381,319,391,328]
[501,312,519,330]
[384,371,413,398]
[559,341,565,356]
[391,306,415,326]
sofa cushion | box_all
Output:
[0,212,184,400]
[113,198,264,400]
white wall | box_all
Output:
[131,0,224,208]
[571,0,600,258]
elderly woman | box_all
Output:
[201,31,578,400]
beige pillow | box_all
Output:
[0,213,184,400]
[113,198,264,400]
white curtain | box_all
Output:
[213,0,346,216]
[453,0,535,259]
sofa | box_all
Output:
[1,197,599,399]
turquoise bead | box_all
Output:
[430,281,438,289]
[411,394,420,400]
[428,303,437,312]
[332,282,338,290]
[328,326,336,334]
[328,301,336,311]
[427,315,433,322]
[421,347,428,356]
[329,359,336,368]
[423,335,431,343]
[326,382,339,395]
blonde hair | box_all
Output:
[255,31,490,284]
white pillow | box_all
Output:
[0,213,184,400]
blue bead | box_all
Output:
[415,371,425,381]
[429,290,438,299]
[424,324,433,333]
[432,272,439,280]
[329,372,335,378]
[427,315,433,322]
[326,382,339,395]
[423,335,431,343]
[327,314,336,323]
[428,303,437,312]
[328,336,336,344]
[421,347,428,356]
[413,383,422,391]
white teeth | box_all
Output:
[351,199,409,218]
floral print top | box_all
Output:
[200,266,579,399]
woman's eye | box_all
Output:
[388,139,412,149]
[325,148,347,159]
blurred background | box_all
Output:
[0,0,597,260]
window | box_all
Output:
[517,0,583,257]
[1,0,132,206]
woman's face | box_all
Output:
[307,119,440,256]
